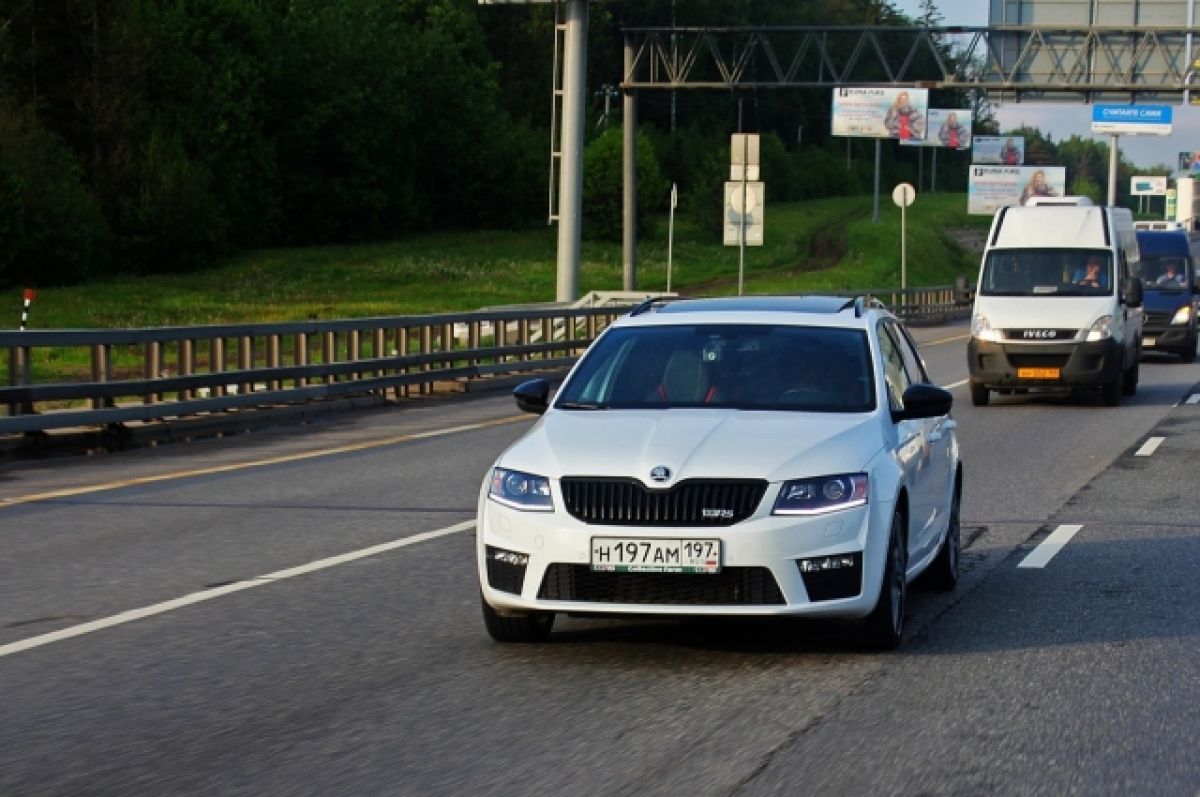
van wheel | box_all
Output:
[1181,333,1197,363]
[969,381,989,407]
[1122,359,1138,396]
[1102,371,1122,406]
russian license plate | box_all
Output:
[1142,337,1155,347]
[1017,367,1060,379]
[590,537,721,574]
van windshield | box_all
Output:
[980,249,1113,297]
[1140,255,1191,291]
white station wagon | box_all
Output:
[476,296,962,649]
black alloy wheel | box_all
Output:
[862,512,908,651]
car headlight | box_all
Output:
[488,468,553,511]
[971,314,1003,343]
[1085,315,1113,341]
[773,473,868,515]
[1171,305,1193,325]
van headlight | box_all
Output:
[1171,305,1193,325]
[1085,315,1113,341]
[489,468,553,511]
[971,314,1003,343]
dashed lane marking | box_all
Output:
[1017,524,1083,569]
[0,519,476,659]
[0,415,528,510]
[1134,437,1165,457]
[925,333,970,346]
[943,379,968,389]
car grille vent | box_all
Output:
[538,565,785,605]
[1143,310,1172,326]
[559,478,767,526]
[1007,353,1071,369]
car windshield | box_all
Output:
[1141,255,1190,290]
[555,324,875,412]
[980,249,1113,297]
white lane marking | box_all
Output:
[1017,524,1083,569]
[0,519,475,659]
[1134,437,1165,457]
[925,333,970,346]
[1187,394,1200,405]
[0,416,526,510]
[943,379,968,389]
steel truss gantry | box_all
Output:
[620,25,1200,102]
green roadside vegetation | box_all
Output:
[21,192,988,330]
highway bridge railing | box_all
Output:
[2,284,972,435]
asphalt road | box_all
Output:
[1,321,1198,795]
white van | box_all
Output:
[967,200,1143,406]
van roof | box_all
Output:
[990,205,1114,249]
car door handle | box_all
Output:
[929,431,943,442]
[899,433,919,448]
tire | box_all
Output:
[923,477,961,592]
[1181,333,1197,363]
[481,596,554,643]
[969,381,989,407]
[862,512,908,651]
[1101,370,1122,407]
[1122,358,1138,396]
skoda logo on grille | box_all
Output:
[649,466,672,483]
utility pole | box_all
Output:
[555,0,588,302]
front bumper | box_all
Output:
[476,494,894,619]
[1142,322,1196,354]
[967,337,1123,390]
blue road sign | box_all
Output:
[1091,104,1173,135]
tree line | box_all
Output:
[0,0,1152,289]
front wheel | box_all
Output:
[1181,333,1197,363]
[1122,358,1138,396]
[482,596,554,643]
[969,381,989,407]
[862,512,908,651]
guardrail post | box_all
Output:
[90,344,109,409]
[6,346,24,416]
[519,319,530,362]
[238,335,253,395]
[296,333,308,388]
[420,324,433,395]
[469,321,480,367]
[211,337,225,398]
[541,318,553,359]
[372,329,385,381]
[323,331,336,385]
[144,340,161,404]
[397,327,410,398]
[180,339,194,401]
[268,335,281,391]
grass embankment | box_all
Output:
[22,192,987,330]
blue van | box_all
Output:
[1136,226,1199,362]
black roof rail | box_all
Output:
[629,296,683,316]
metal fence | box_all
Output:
[2,286,971,435]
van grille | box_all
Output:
[559,478,767,526]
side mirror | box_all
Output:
[893,383,953,421]
[513,378,550,415]
[1125,279,1143,308]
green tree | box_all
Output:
[583,127,666,241]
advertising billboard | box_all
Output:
[1130,176,1168,196]
[830,87,929,140]
[968,166,1068,215]
[973,136,1025,165]
[1178,151,1200,173]
[899,109,972,149]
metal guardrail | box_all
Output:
[2,286,972,435]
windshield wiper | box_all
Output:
[557,401,609,410]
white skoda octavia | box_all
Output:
[476,296,961,649]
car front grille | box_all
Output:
[537,564,785,605]
[559,478,767,527]
[1143,310,1172,327]
[1007,353,1071,369]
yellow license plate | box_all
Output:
[1017,367,1060,379]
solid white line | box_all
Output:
[1017,524,1083,569]
[0,519,475,659]
[1187,394,1200,405]
[943,379,968,389]
[1134,437,1165,457]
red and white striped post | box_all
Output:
[20,288,35,331]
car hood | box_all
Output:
[498,409,884,484]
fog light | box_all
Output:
[491,548,530,566]
[798,555,857,573]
